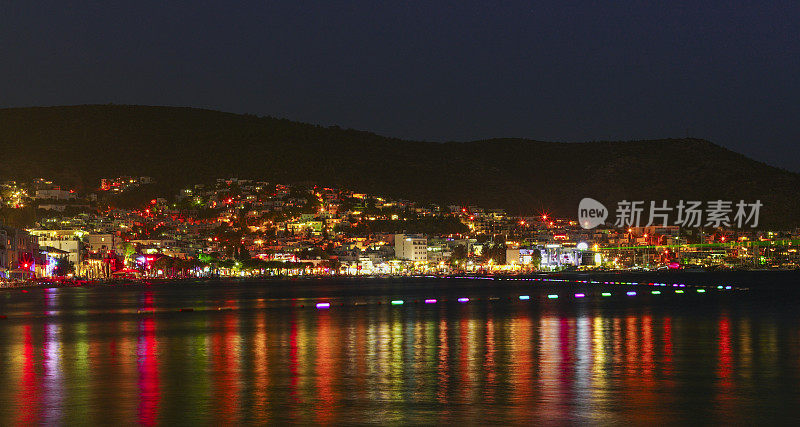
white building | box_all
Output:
[506,248,540,265]
[29,229,84,266]
[34,189,77,200]
[87,233,118,254]
[36,239,82,266]
[394,234,427,262]
[539,244,596,270]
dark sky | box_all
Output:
[3,1,798,170]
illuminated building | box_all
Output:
[505,248,540,265]
[0,225,39,276]
[539,244,596,270]
[394,234,427,262]
[34,189,77,200]
[86,233,118,253]
[29,230,83,267]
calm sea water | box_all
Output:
[1,272,800,425]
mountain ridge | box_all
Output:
[0,104,797,226]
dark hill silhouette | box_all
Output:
[1,105,797,226]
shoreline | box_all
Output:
[1,268,794,291]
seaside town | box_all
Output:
[0,176,798,283]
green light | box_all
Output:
[391,300,404,305]
[595,238,800,252]
[675,290,684,294]
[651,291,661,295]
[717,285,723,289]
[697,289,706,293]
[547,294,558,299]
[601,292,611,297]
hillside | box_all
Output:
[0,105,798,226]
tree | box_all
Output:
[242,257,268,273]
[449,244,468,268]
[217,259,235,269]
[120,242,138,267]
[186,259,206,275]
[321,258,341,274]
[235,246,251,261]
[152,255,174,275]
[482,243,507,264]
[54,256,74,276]
[526,249,542,270]
[172,258,189,276]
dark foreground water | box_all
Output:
[1,272,800,425]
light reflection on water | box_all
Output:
[0,282,799,424]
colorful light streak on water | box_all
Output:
[0,277,796,424]
[137,316,159,426]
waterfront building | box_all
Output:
[87,233,118,254]
[0,224,39,277]
[394,234,427,262]
[29,229,83,267]
[506,248,540,266]
[539,244,596,270]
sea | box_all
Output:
[0,271,799,424]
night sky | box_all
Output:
[2,1,798,170]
